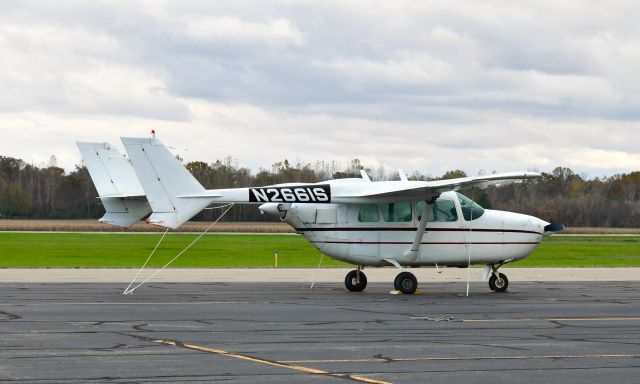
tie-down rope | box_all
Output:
[123,203,235,294]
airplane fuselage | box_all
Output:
[264,191,546,267]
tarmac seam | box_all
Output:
[464,316,640,322]
[282,353,640,364]
[0,301,248,306]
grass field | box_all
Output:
[512,236,640,267]
[0,233,345,268]
[1,219,639,234]
[0,219,293,233]
[1,233,639,268]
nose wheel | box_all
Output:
[345,269,367,292]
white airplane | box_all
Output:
[78,137,563,294]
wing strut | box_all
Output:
[403,195,438,261]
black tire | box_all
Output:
[489,273,509,292]
[393,271,418,294]
[345,270,367,292]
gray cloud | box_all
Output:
[0,1,639,177]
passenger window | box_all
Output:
[379,202,412,222]
[358,204,379,222]
[417,200,458,222]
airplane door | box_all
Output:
[349,204,380,263]
[419,198,467,264]
[378,202,413,262]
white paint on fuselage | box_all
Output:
[274,191,546,267]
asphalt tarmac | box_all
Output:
[1,280,639,383]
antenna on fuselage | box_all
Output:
[360,170,371,182]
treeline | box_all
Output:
[0,156,99,220]
[1,154,640,227]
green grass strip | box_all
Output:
[0,233,639,268]
[0,233,347,268]
[512,235,640,267]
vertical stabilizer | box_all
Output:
[76,142,151,227]
[121,137,215,229]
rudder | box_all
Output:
[121,137,215,229]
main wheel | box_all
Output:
[489,273,509,292]
[393,271,418,294]
[345,270,367,292]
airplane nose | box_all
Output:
[502,212,548,234]
[539,218,549,231]
[544,222,564,234]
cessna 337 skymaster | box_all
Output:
[77,136,563,294]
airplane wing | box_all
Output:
[331,172,541,202]
[427,172,541,191]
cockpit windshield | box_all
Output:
[456,193,485,221]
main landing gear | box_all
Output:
[344,268,419,294]
[386,258,419,294]
[345,268,367,292]
[488,265,509,292]
[394,271,418,294]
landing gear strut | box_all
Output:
[345,267,367,292]
[488,265,509,292]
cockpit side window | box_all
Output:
[357,204,380,222]
[456,192,485,221]
[417,200,458,222]
[378,202,412,222]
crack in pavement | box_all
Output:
[0,311,22,320]
[114,331,393,384]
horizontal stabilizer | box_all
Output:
[100,194,147,199]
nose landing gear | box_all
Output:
[488,265,509,292]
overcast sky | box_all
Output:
[1,1,639,178]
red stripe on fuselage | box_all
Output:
[296,227,542,235]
